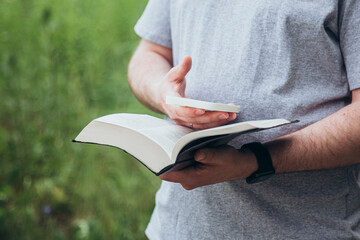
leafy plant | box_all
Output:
[0,0,160,239]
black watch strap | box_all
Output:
[241,142,275,184]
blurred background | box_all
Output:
[0,0,162,239]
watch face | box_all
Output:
[242,142,275,184]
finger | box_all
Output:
[167,56,192,82]
[160,165,214,190]
[194,148,215,164]
[188,111,237,124]
[159,166,198,183]
[180,113,237,129]
[173,118,216,130]
[194,146,234,164]
[173,108,236,123]
[191,120,231,130]
[173,117,227,129]
[173,119,193,128]
[191,111,230,123]
[174,114,236,129]
[172,106,205,118]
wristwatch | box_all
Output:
[241,142,275,184]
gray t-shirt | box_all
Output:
[134,1,360,239]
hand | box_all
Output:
[158,56,237,129]
[159,146,258,190]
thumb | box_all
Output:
[167,56,192,82]
[194,148,215,164]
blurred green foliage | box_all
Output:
[0,0,162,239]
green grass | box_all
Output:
[0,0,162,239]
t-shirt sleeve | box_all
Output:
[339,0,360,90]
[134,0,172,48]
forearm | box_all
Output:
[267,99,360,173]
[128,41,173,113]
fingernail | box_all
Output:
[219,114,228,120]
[196,151,206,161]
[196,109,205,115]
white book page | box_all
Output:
[97,114,193,157]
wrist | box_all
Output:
[153,81,168,114]
[240,142,275,184]
[237,148,258,179]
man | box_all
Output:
[128,1,360,239]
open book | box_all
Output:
[73,114,296,175]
